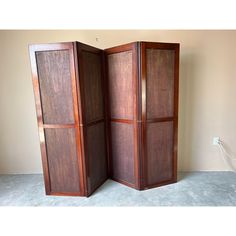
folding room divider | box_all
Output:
[29,41,179,196]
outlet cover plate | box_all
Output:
[213,137,220,145]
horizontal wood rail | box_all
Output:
[146,117,176,123]
[41,124,75,129]
[110,118,134,124]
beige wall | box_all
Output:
[0,30,236,174]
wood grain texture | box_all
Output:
[105,43,140,189]
[110,122,135,185]
[81,51,104,123]
[146,49,175,119]
[173,44,180,182]
[29,43,82,196]
[30,42,108,197]
[44,128,81,193]
[141,42,179,189]
[76,42,108,195]
[29,41,179,195]
[107,51,133,120]
[140,42,147,189]
[146,121,173,185]
[86,122,107,194]
[36,50,74,124]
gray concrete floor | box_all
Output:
[0,172,236,206]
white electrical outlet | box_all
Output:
[213,137,220,145]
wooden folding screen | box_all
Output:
[105,43,140,189]
[105,42,179,190]
[29,41,179,196]
[29,42,108,196]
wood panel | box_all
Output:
[146,121,174,186]
[141,42,179,189]
[36,50,74,124]
[44,128,81,193]
[146,49,175,119]
[76,42,108,195]
[86,122,107,194]
[30,42,109,197]
[105,43,139,189]
[30,43,87,196]
[110,122,135,185]
[107,51,133,120]
[81,50,104,123]
[29,41,179,195]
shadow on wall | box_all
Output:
[178,51,201,171]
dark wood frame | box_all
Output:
[140,42,179,189]
[29,43,86,196]
[29,41,179,196]
[29,42,108,197]
[105,41,179,190]
[75,42,108,196]
[105,42,140,190]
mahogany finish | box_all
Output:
[105,43,140,189]
[86,122,107,193]
[81,50,104,123]
[146,121,173,185]
[29,40,179,196]
[110,123,135,186]
[29,42,108,196]
[105,41,179,190]
[107,50,133,120]
[76,42,108,195]
[141,42,179,189]
[45,128,80,193]
[35,50,74,124]
[146,49,175,119]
